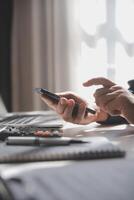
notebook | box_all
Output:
[0,137,125,163]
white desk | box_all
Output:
[0,121,134,200]
[0,122,134,172]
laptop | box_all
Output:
[0,97,63,141]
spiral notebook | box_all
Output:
[0,137,125,163]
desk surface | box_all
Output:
[0,116,134,200]
[63,122,134,156]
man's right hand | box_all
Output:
[83,77,134,124]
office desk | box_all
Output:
[0,121,134,200]
[63,122,134,158]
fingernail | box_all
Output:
[68,99,74,106]
[60,98,66,105]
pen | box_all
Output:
[6,136,86,146]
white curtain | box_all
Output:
[12,0,134,111]
[11,0,79,111]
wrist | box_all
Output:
[122,96,134,124]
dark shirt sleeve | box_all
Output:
[97,115,129,125]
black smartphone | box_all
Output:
[33,88,96,116]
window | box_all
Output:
[72,0,134,102]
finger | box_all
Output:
[94,87,111,98]
[57,92,78,100]
[61,99,75,122]
[110,85,123,92]
[56,97,68,114]
[58,92,87,105]
[73,103,86,124]
[83,77,116,87]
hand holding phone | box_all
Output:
[33,88,96,116]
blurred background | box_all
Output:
[0,0,134,112]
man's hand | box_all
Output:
[83,77,134,123]
[41,91,108,125]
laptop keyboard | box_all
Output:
[0,116,37,125]
[0,112,63,141]
[0,114,61,125]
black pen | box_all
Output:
[6,136,87,146]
